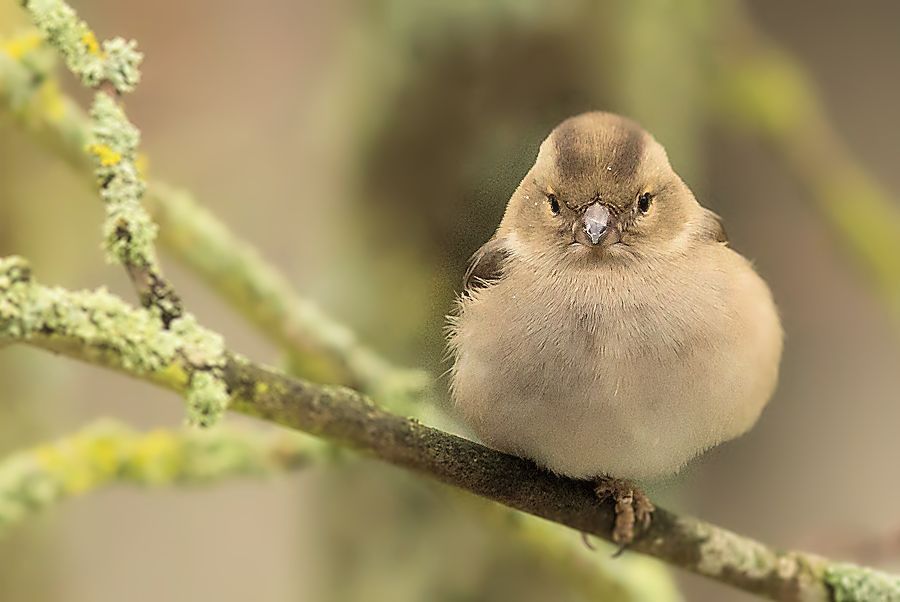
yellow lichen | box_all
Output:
[2,32,43,59]
[0,420,317,534]
[128,430,180,484]
[80,434,121,476]
[156,362,190,388]
[87,142,122,167]
[33,444,66,474]
[35,443,93,494]
[81,31,101,56]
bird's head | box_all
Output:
[500,112,716,268]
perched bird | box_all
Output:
[448,112,782,544]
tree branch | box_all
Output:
[0,255,675,601]
[0,41,426,401]
[0,419,676,602]
[5,3,900,599]
[145,181,429,402]
[22,0,185,325]
[2,17,674,602]
[0,419,319,534]
[2,256,898,602]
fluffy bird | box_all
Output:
[448,112,782,543]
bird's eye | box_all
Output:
[547,194,560,215]
[637,192,653,213]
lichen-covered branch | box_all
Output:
[462,498,681,601]
[146,181,429,402]
[0,419,318,534]
[0,257,675,602]
[0,36,426,401]
[22,0,184,326]
[4,4,900,600]
[5,412,673,601]
[0,256,227,425]
[20,0,139,93]
[2,257,897,601]
[14,0,241,425]
[1,24,668,602]
[0,35,89,165]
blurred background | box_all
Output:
[2,1,900,600]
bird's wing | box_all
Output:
[463,236,511,292]
[700,208,728,244]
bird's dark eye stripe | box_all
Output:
[547,194,560,215]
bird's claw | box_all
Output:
[594,477,654,546]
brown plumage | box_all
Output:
[448,111,782,501]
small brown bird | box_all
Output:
[448,112,782,544]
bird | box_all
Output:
[447,111,783,544]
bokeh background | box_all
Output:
[2,1,900,601]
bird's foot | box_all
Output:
[594,477,654,546]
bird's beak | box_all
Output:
[573,202,619,247]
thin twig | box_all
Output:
[22,0,184,325]
[0,43,427,401]
[0,419,319,533]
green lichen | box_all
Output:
[102,198,159,266]
[168,313,226,369]
[0,255,179,373]
[86,93,160,265]
[0,31,59,116]
[169,314,229,426]
[1,31,44,60]
[2,37,429,403]
[0,256,32,322]
[99,37,141,93]
[692,518,776,581]
[825,563,900,602]
[0,419,316,534]
[0,39,88,163]
[0,257,230,425]
[186,370,230,428]
[90,92,139,154]
[22,0,142,94]
[23,0,171,318]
